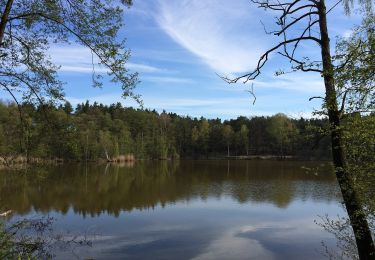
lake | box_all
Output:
[0,160,346,259]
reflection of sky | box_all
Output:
[2,161,346,259]
[48,198,345,259]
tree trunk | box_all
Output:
[0,0,13,45]
[104,148,111,161]
[318,1,375,259]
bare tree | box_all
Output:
[223,1,374,259]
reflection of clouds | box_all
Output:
[52,200,342,259]
[191,217,337,260]
[55,236,160,260]
[235,221,337,260]
[192,229,274,260]
[132,223,193,233]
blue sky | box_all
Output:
[14,1,365,119]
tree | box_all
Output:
[222,124,234,157]
[0,0,138,106]
[237,124,249,155]
[198,119,210,157]
[319,16,375,258]
[62,101,73,115]
[267,113,297,157]
[223,1,374,258]
[334,15,375,115]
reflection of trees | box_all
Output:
[0,161,339,216]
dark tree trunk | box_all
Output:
[0,0,13,45]
[318,1,375,259]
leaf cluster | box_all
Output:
[0,0,138,107]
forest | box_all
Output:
[0,100,333,162]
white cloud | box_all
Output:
[65,93,137,107]
[191,226,274,260]
[342,29,353,38]
[209,71,325,97]
[59,65,107,73]
[156,0,268,74]
[127,63,162,73]
[64,93,255,118]
[253,72,325,93]
[48,45,163,74]
[142,76,193,84]
[64,91,320,120]
[49,45,95,65]
[66,94,247,109]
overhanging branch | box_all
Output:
[221,36,321,84]
[6,12,135,89]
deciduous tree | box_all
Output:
[0,0,138,106]
[223,1,374,258]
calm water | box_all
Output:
[0,160,346,259]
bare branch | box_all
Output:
[0,82,23,118]
[291,19,319,58]
[334,40,363,71]
[309,96,324,101]
[276,11,319,36]
[0,71,45,106]
[339,89,349,116]
[327,0,343,14]
[247,83,257,105]
[4,32,31,63]
[278,51,323,73]
[281,4,317,20]
[222,36,321,84]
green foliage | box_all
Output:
[0,214,93,259]
[334,13,375,215]
[343,0,373,15]
[267,113,299,156]
[319,13,375,259]
[236,124,249,155]
[0,101,333,161]
[0,217,53,259]
[222,124,234,145]
[334,15,375,114]
[0,0,138,106]
[343,114,375,213]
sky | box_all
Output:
[5,0,364,119]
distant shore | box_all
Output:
[0,154,330,168]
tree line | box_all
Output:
[0,100,333,162]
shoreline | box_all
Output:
[0,154,330,168]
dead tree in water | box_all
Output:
[222,1,375,259]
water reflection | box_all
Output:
[0,160,340,217]
[0,160,346,259]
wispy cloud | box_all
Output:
[142,76,193,84]
[127,63,163,73]
[66,94,247,108]
[49,45,164,74]
[253,72,325,93]
[156,0,269,74]
[59,65,107,73]
[65,89,321,119]
[209,71,325,95]
[65,93,255,118]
